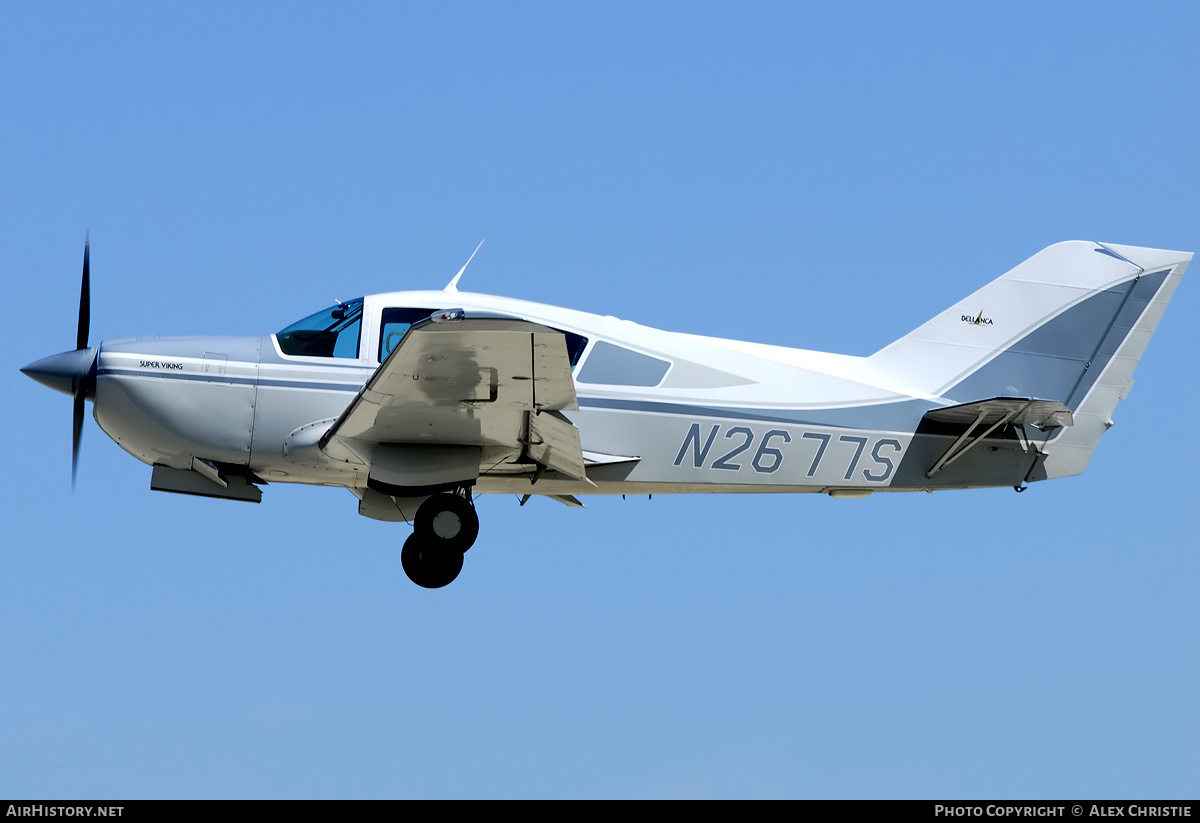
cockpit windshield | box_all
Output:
[276,299,364,358]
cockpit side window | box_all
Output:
[276,299,364,358]
[379,307,438,362]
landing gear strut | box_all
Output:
[401,491,480,588]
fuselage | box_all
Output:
[88,289,1035,498]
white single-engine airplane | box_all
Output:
[23,240,1189,587]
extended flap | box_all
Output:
[527,410,589,483]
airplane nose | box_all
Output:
[21,347,98,398]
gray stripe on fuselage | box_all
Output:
[577,396,934,432]
[99,368,364,393]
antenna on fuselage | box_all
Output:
[444,239,485,293]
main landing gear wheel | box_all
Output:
[402,493,478,588]
[401,533,464,589]
[414,493,479,553]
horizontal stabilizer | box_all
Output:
[924,397,1073,430]
[921,397,1071,480]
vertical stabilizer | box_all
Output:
[867,241,1189,479]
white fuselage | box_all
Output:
[94,289,948,497]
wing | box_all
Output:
[320,312,589,485]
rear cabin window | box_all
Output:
[276,299,363,358]
[577,341,671,387]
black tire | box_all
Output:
[413,493,480,553]
[401,533,463,589]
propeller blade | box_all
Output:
[77,234,90,351]
[72,390,85,490]
[74,233,93,488]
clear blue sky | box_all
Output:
[3,1,1198,799]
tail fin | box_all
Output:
[868,241,1190,478]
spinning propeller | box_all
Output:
[21,236,99,488]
